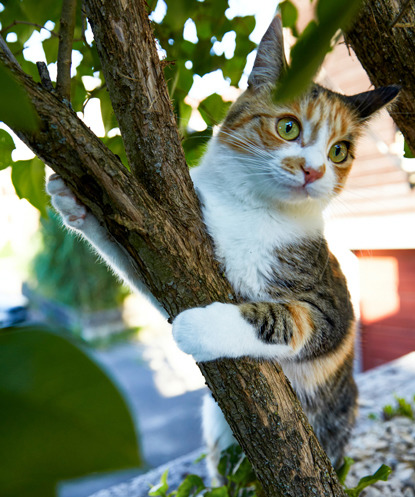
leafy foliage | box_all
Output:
[0,63,38,131]
[30,210,129,313]
[275,0,363,102]
[336,457,392,497]
[148,445,260,497]
[382,395,415,420]
[11,157,49,216]
[0,326,141,497]
[0,0,368,212]
[149,445,393,497]
[0,0,258,209]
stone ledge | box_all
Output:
[90,449,206,497]
[90,352,415,497]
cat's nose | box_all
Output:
[301,164,325,185]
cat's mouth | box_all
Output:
[290,182,325,202]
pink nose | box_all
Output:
[302,165,325,185]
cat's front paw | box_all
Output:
[46,174,87,230]
[172,302,253,362]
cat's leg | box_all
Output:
[202,394,236,482]
[46,174,163,312]
[172,301,314,362]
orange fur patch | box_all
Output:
[218,85,363,198]
[287,302,314,351]
[283,321,356,392]
[281,156,305,175]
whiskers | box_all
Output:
[218,129,276,161]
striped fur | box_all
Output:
[46,14,400,482]
[173,16,399,476]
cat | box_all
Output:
[47,15,399,479]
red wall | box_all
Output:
[354,249,415,370]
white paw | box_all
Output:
[172,302,256,362]
[46,174,87,229]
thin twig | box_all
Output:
[389,0,412,28]
[82,83,106,111]
[0,34,20,67]
[0,20,59,37]
[56,0,77,101]
[36,62,54,92]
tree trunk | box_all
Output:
[344,0,415,155]
[0,0,347,494]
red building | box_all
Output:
[317,23,415,370]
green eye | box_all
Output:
[329,142,349,163]
[277,117,300,141]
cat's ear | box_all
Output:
[248,15,287,90]
[344,85,400,121]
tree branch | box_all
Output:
[0,4,346,494]
[344,0,415,156]
[56,0,77,100]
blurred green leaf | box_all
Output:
[204,488,230,497]
[404,140,415,159]
[0,128,15,170]
[280,1,299,37]
[43,36,59,65]
[31,210,130,313]
[11,157,48,216]
[345,465,392,497]
[99,87,119,134]
[0,326,141,497]
[198,93,231,127]
[177,100,193,131]
[176,474,205,497]
[182,129,212,166]
[102,134,129,169]
[275,0,362,103]
[149,469,170,497]
[0,63,39,131]
[336,457,355,485]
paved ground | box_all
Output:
[59,308,208,497]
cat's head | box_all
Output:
[217,16,399,209]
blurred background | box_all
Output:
[0,0,414,496]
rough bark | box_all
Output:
[56,0,77,100]
[344,0,415,155]
[0,0,347,494]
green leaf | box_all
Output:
[279,1,299,36]
[345,465,392,497]
[336,457,355,485]
[404,140,415,159]
[42,36,59,65]
[99,87,119,134]
[198,93,231,127]
[0,128,15,170]
[204,487,229,497]
[230,454,256,485]
[0,63,39,131]
[176,474,205,497]
[11,157,48,216]
[218,445,244,478]
[182,129,212,167]
[395,396,414,418]
[149,470,170,497]
[275,0,363,103]
[102,134,129,169]
[0,326,141,497]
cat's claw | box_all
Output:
[46,174,87,230]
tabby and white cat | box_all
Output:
[47,16,399,477]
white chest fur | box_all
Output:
[191,157,325,301]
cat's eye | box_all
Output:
[276,117,300,141]
[329,142,349,163]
